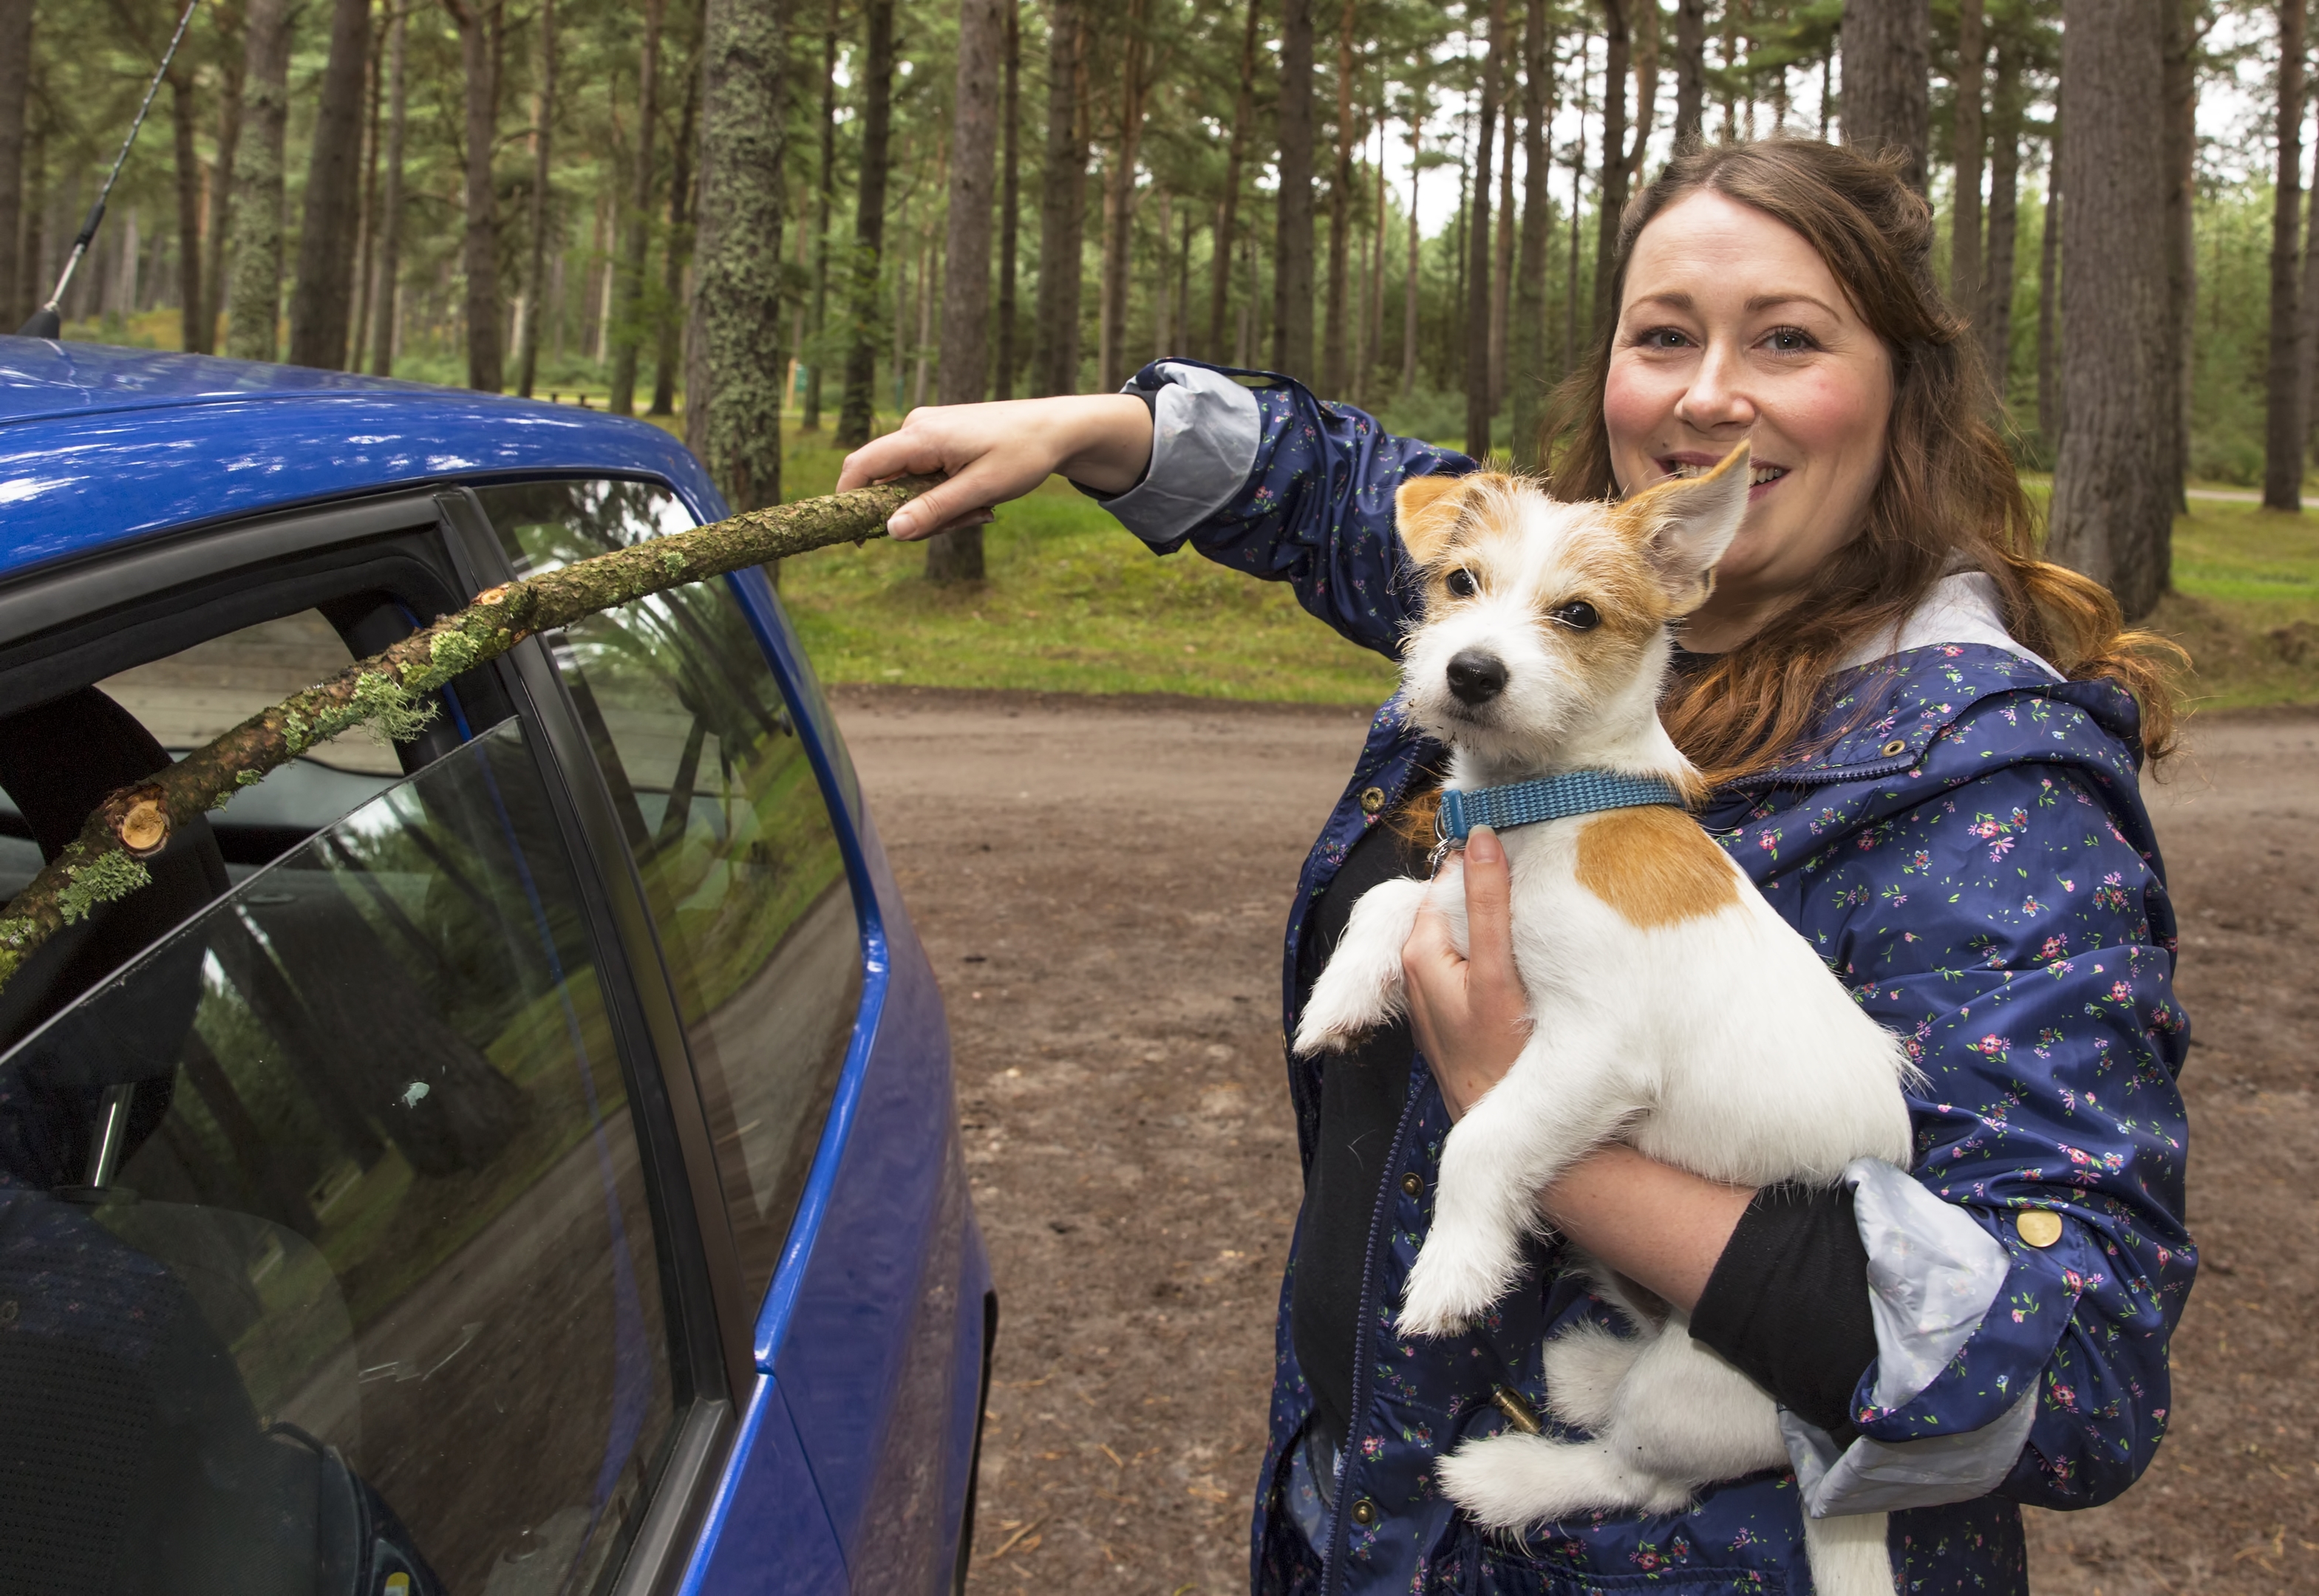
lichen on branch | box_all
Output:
[0,474,939,996]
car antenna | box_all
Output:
[16,0,203,340]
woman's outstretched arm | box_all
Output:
[834,394,1156,539]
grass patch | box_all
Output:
[2148,500,2319,712]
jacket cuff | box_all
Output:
[1780,1158,2019,1516]
[1089,361,1262,545]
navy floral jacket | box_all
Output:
[1097,361,2194,1596]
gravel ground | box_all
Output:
[831,686,2319,1596]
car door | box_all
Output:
[0,489,843,1596]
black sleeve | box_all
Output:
[1688,1183,1879,1446]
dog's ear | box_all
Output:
[1395,472,1470,566]
[1618,444,1751,613]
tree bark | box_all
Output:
[167,69,203,356]
[2049,0,2171,620]
[2301,75,2319,454]
[350,24,383,370]
[2264,0,2303,511]
[2035,124,2059,446]
[1624,0,1658,188]
[368,1,407,377]
[516,0,557,398]
[225,0,290,362]
[1323,0,1358,395]
[1512,0,1553,466]
[837,0,895,443]
[994,0,1022,399]
[1490,91,1515,406]
[927,0,1006,584]
[803,0,840,428]
[1465,0,1504,454]
[2164,0,2194,503]
[1400,111,1421,399]
[1032,0,1086,396]
[1949,0,1983,317]
[443,0,505,393]
[650,25,698,417]
[1839,0,1930,189]
[1593,0,1628,330]
[0,0,28,328]
[1098,0,1148,392]
[1208,0,1262,363]
[1672,0,1704,146]
[1980,27,2021,395]
[287,0,372,369]
[201,12,245,355]
[609,0,666,415]
[1275,0,1317,381]
[695,0,786,509]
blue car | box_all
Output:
[0,339,992,1596]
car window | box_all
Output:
[473,480,861,1306]
[0,717,675,1594]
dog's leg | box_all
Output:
[1539,1318,1650,1433]
[1800,1510,1896,1596]
[1595,1315,1788,1483]
[1397,1048,1631,1337]
[1434,1433,1695,1531]
[1293,875,1433,1057]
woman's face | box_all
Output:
[1602,190,1894,650]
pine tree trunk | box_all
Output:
[446,0,505,393]
[368,1,408,378]
[1949,0,1983,317]
[1032,0,1086,396]
[225,0,290,363]
[695,0,786,511]
[2049,0,2171,620]
[2264,0,2304,511]
[803,0,840,429]
[2161,0,2193,505]
[1363,111,1386,405]
[287,0,372,369]
[1625,0,1658,188]
[650,32,697,417]
[927,0,1004,584]
[609,0,665,415]
[350,30,382,371]
[201,31,245,356]
[837,0,895,443]
[0,0,27,328]
[1839,0,1931,189]
[1672,0,1704,145]
[1323,0,1357,395]
[994,0,1021,400]
[1980,30,2021,397]
[1151,185,1173,356]
[1208,0,1261,362]
[1400,113,1421,398]
[1490,92,1514,406]
[2035,129,2060,446]
[1098,0,1148,393]
[1592,0,1628,330]
[1465,0,1503,455]
[168,70,204,357]
[1512,0,1553,467]
[516,0,557,398]
[1274,0,1318,381]
[2301,86,2319,451]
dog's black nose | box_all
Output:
[1445,649,1508,706]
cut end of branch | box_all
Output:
[115,790,172,857]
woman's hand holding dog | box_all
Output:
[834,395,1157,541]
[1405,825,1752,1314]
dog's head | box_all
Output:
[1393,445,1752,772]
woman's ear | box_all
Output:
[1616,444,1751,613]
[1395,472,1471,566]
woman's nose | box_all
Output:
[1673,343,1757,432]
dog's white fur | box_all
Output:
[1293,449,1916,1595]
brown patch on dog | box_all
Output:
[1574,805,1737,928]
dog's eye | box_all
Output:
[1444,568,1478,598]
[1550,601,1601,631]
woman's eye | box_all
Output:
[1635,327,1693,350]
[1550,600,1601,631]
[1763,326,1818,354]
[1444,567,1479,598]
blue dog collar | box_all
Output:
[1435,769,1686,844]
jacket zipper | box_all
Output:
[1321,1061,1429,1595]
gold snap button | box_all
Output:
[2015,1210,2064,1249]
[1350,1497,1379,1527]
[1359,786,1386,816]
[1401,1172,1425,1199]
[1881,739,1909,758]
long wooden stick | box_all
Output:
[0,475,939,995]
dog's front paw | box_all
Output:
[1291,985,1385,1058]
[1395,1246,1505,1338]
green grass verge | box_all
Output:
[2149,499,2319,711]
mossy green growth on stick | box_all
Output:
[0,474,939,997]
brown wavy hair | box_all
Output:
[1541,138,2183,785]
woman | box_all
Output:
[840,140,2193,1595]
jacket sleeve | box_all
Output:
[1785,754,2193,1515]
[1089,359,1476,659]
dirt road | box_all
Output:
[831,686,2319,1596]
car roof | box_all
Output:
[0,337,728,584]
